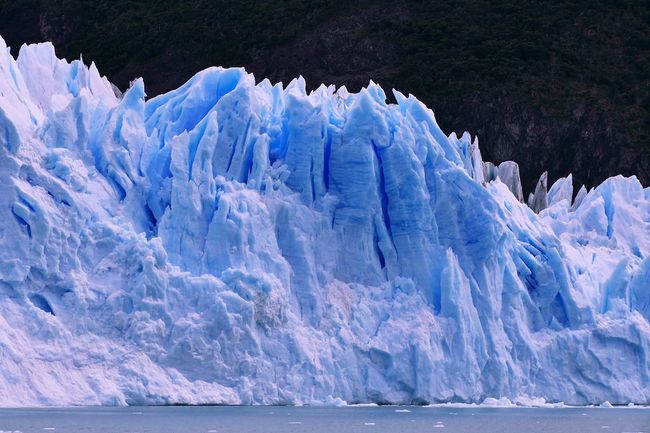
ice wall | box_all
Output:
[0,37,648,406]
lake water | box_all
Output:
[0,406,648,433]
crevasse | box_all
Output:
[0,37,648,406]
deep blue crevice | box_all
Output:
[46,190,70,207]
[144,203,158,236]
[371,141,393,242]
[29,293,54,315]
[323,126,332,190]
[374,228,386,270]
[18,196,35,213]
[240,131,257,184]
[11,207,31,239]
[226,137,239,176]
[550,293,569,327]
[187,115,210,181]
[309,157,316,202]
[107,173,127,201]
[269,116,289,164]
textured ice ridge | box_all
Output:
[0,37,648,407]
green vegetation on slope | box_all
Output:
[0,0,648,192]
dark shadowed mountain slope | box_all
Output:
[1,0,648,193]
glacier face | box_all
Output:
[0,36,649,407]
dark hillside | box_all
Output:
[1,0,648,193]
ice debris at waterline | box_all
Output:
[0,36,648,407]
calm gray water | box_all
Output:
[0,406,648,433]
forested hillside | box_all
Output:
[1,0,648,192]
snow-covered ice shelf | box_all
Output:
[0,36,648,407]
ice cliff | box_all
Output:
[0,37,648,406]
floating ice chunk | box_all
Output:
[481,397,516,407]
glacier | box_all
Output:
[0,36,648,407]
